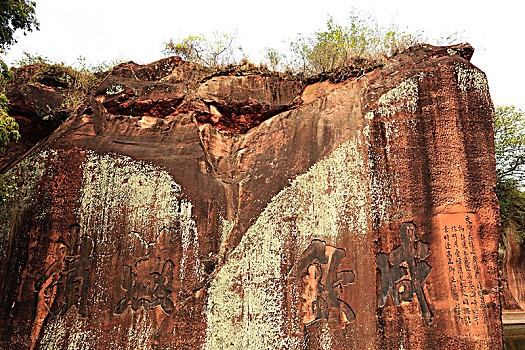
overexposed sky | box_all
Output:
[2,0,523,110]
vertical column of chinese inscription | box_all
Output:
[442,214,488,329]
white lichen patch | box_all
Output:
[124,311,155,350]
[79,153,183,244]
[218,215,235,253]
[364,111,374,120]
[204,131,370,350]
[455,64,489,98]
[39,316,68,350]
[105,84,125,96]
[373,77,419,120]
[318,323,333,350]
[179,200,201,282]
[0,150,56,257]
[35,152,204,348]
[40,315,97,350]
[364,75,424,228]
[78,153,203,305]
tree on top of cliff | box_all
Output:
[262,9,461,75]
[287,14,422,75]
[0,0,38,50]
[285,10,467,76]
[163,32,243,68]
[162,9,460,76]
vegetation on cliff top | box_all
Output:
[2,5,523,234]
[163,10,459,77]
[13,52,119,112]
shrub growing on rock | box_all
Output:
[163,32,243,68]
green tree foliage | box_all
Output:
[0,1,38,206]
[494,106,525,183]
[496,178,525,243]
[0,0,38,149]
[163,32,243,68]
[163,10,459,76]
[0,0,38,50]
[286,12,424,75]
[0,63,19,207]
[0,59,19,151]
[0,92,19,150]
[494,106,525,243]
[263,47,285,71]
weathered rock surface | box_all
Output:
[1,64,86,170]
[0,43,503,349]
[500,227,525,310]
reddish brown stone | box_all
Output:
[501,227,525,310]
[0,44,503,349]
[0,65,74,170]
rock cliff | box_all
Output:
[501,227,525,310]
[0,43,503,349]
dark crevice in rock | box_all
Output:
[192,100,298,134]
[305,58,384,84]
[103,97,185,117]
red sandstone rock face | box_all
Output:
[501,228,525,310]
[1,64,76,170]
[0,44,502,349]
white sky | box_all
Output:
[2,0,523,110]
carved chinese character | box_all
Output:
[290,240,355,328]
[114,259,175,315]
[113,227,180,315]
[460,280,467,291]
[34,224,94,317]
[376,222,434,325]
[455,303,462,321]
[451,284,459,301]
